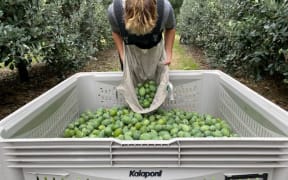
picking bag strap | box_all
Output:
[113,0,127,39]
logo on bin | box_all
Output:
[129,170,162,178]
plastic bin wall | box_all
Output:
[0,70,288,180]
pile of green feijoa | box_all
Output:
[135,80,157,108]
[63,107,238,140]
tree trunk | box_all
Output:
[17,61,29,82]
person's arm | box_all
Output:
[164,28,176,65]
[112,32,124,62]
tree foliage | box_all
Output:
[178,0,288,84]
[0,0,112,81]
[169,0,184,18]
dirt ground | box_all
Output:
[0,45,287,120]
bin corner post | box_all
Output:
[272,145,288,180]
[273,167,288,180]
[0,141,25,180]
[0,141,3,179]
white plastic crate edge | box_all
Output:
[0,70,288,139]
[0,73,78,139]
[216,70,288,135]
[1,136,288,142]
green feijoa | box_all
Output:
[118,134,124,140]
[159,130,170,137]
[81,128,90,137]
[98,130,105,138]
[195,132,204,137]
[221,128,231,137]
[142,100,150,108]
[98,124,105,131]
[144,82,149,88]
[140,133,151,140]
[122,126,129,134]
[74,120,80,127]
[200,125,210,132]
[182,119,189,125]
[75,130,84,138]
[134,113,143,121]
[135,122,142,130]
[101,118,112,126]
[102,112,109,119]
[64,129,73,138]
[68,123,75,129]
[162,133,171,140]
[142,118,150,126]
[145,88,150,94]
[130,126,137,132]
[116,120,124,128]
[154,124,163,132]
[157,118,167,125]
[139,87,146,96]
[131,117,138,125]
[149,84,157,93]
[215,123,222,130]
[113,128,123,137]
[209,125,216,131]
[149,115,156,121]
[123,108,130,115]
[86,124,94,132]
[92,129,100,136]
[89,134,97,138]
[140,126,147,133]
[204,130,212,137]
[183,132,191,137]
[170,128,179,135]
[148,98,153,104]
[122,115,131,125]
[109,107,118,117]
[150,130,158,137]
[185,112,193,120]
[177,131,185,137]
[79,124,86,130]
[104,127,113,137]
[213,130,223,137]
[181,124,191,132]
[79,118,86,125]
[132,130,141,140]
[111,123,119,131]
[91,120,100,128]
[166,124,173,131]
[124,134,133,140]
[148,80,156,85]
[145,94,151,99]
[191,128,200,136]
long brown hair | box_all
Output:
[124,0,158,35]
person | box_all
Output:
[107,0,176,70]
[107,0,176,113]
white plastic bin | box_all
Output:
[0,70,288,180]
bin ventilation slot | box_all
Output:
[218,85,283,137]
[162,81,200,112]
[13,87,79,139]
[4,140,288,169]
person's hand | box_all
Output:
[163,58,171,65]
[120,54,124,63]
[163,54,172,65]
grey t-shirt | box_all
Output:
[107,0,176,34]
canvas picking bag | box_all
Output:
[117,40,169,114]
